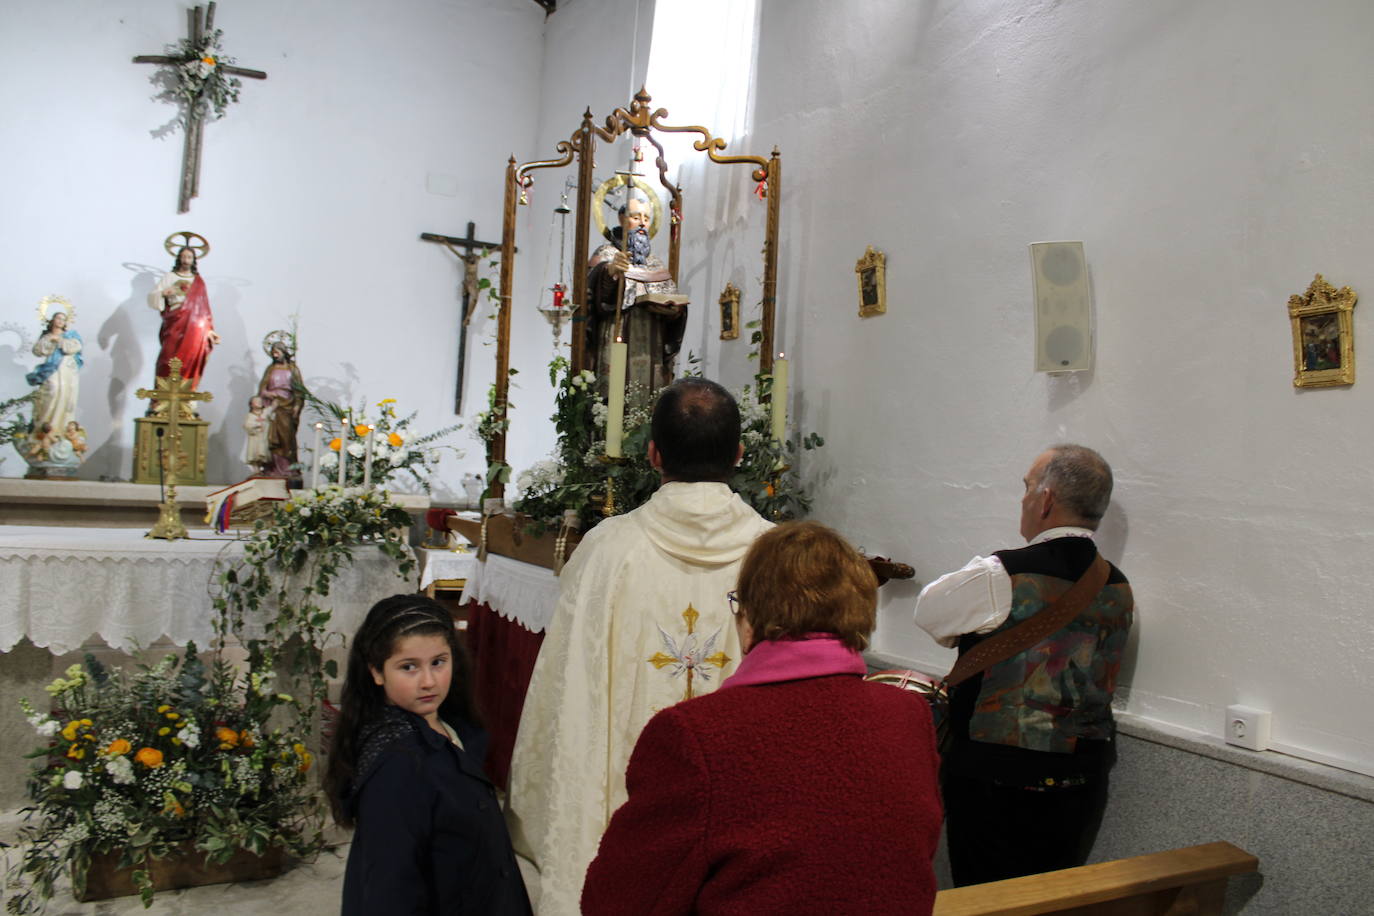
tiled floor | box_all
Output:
[15,845,542,915]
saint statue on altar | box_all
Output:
[148,233,220,399]
[17,296,86,477]
[586,188,688,400]
[248,331,305,480]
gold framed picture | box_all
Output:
[1288,274,1357,388]
[719,283,740,340]
[855,246,886,317]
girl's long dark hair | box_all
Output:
[324,595,480,828]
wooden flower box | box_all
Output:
[77,843,287,902]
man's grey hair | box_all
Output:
[1036,444,1113,528]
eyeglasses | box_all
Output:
[726,590,740,616]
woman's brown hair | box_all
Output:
[736,521,878,651]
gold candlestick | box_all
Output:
[136,358,213,540]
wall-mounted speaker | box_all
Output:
[1030,241,1092,373]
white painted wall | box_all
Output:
[537,0,1374,776]
[7,0,1374,777]
[0,0,546,494]
[738,0,1374,774]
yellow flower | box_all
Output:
[158,727,171,736]
[135,747,164,768]
[377,398,396,406]
[329,438,342,452]
[165,711,180,720]
[388,432,403,448]
[354,423,370,437]
[66,744,85,760]
[157,705,171,714]
[61,721,80,742]
[201,56,216,66]
[106,738,132,756]
[216,726,240,749]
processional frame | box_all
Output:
[488,88,782,498]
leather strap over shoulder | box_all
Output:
[943,552,1110,690]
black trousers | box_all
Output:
[942,764,1110,887]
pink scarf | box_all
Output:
[721,633,867,690]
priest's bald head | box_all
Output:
[648,378,744,483]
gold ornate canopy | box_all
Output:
[485,88,783,498]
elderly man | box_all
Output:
[915,444,1134,886]
[507,378,772,915]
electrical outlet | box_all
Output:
[1224,705,1272,751]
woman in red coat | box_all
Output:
[583,521,943,915]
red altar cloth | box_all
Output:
[464,600,545,790]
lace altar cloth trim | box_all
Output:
[458,553,560,634]
[0,526,414,654]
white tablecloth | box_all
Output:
[0,526,415,654]
[458,553,561,633]
[418,548,478,590]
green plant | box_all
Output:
[158,27,244,122]
[513,360,824,530]
[6,647,322,913]
[212,486,416,710]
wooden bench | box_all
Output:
[933,841,1258,916]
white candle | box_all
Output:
[338,421,349,486]
[362,425,376,489]
[606,339,628,458]
[770,354,789,444]
[311,423,323,489]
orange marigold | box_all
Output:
[387,432,403,448]
[354,423,370,437]
[134,747,164,768]
[239,729,254,748]
[216,726,240,748]
[329,438,342,451]
[106,738,132,756]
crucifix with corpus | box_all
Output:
[420,222,511,413]
[133,2,267,213]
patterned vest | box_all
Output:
[952,536,1133,755]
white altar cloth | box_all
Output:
[458,553,561,633]
[0,525,414,654]
[418,548,478,590]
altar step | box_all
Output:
[0,477,433,530]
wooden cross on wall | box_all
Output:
[133,2,267,213]
[420,222,510,413]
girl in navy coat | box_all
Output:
[325,595,531,915]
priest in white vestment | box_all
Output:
[507,379,772,915]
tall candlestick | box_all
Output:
[338,421,349,486]
[362,425,376,489]
[311,423,323,489]
[770,354,789,444]
[606,338,628,458]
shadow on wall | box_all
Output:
[1095,500,1137,696]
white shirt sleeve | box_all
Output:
[913,554,1014,648]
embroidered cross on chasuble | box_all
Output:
[648,604,732,700]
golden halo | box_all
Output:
[37,294,74,327]
[164,231,211,259]
[592,174,663,241]
[262,330,294,358]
